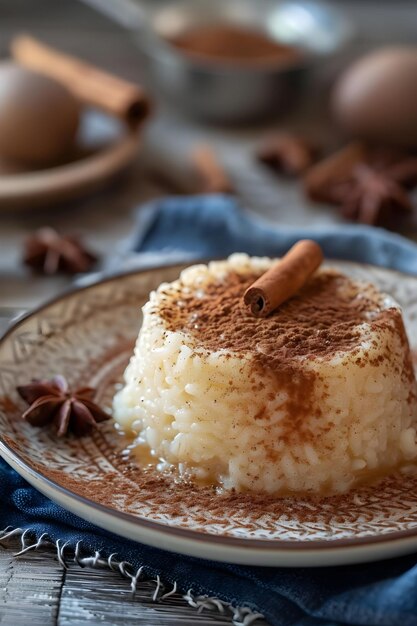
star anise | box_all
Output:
[328,164,412,226]
[257,134,317,176]
[17,375,110,437]
[23,227,97,275]
[304,142,417,226]
[384,157,417,189]
[304,142,367,203]
[358,147,417,190]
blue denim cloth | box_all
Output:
[3,194,417,626]
[135,194,417,273]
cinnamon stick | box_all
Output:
[191,145,234,194]
[11,34,151,127]
[244,240,323,318]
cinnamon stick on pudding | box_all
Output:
[11,34,151,127]
[244,239,323,317]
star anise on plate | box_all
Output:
[257,134,317,176]
[17,375,110,437]
[328,163,413,226]
[23,227,97,275]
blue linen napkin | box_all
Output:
[133,194,417,273]
[3,194,417,626]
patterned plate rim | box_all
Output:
[1,259,417,556]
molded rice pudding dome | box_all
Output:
[113,254,417,495]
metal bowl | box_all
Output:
[137,0,352,123]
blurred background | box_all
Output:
[2,4,417,624]
[1,0,417,318]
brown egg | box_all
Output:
[0,63,80,166]
[332,47,417,147]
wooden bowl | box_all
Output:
[0,110,141,212]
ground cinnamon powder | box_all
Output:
[157,269,384,364]
[157,268,406,445]
[166,24,301,66]
[6,429,417,528]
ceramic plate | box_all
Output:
[1,261,417,567]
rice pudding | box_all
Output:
[113,254,417,495]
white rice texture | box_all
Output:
[113,254,417,495]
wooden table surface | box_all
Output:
[0,1,416,624]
